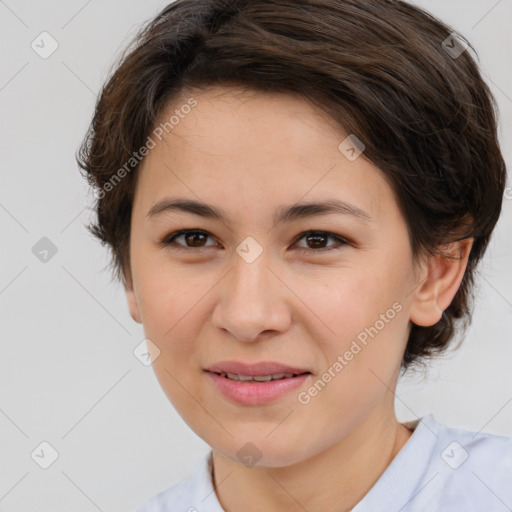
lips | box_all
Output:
[205,362,312,405]
[205,360,311,378]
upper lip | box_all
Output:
[205,361,311,376]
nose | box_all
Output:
[211,248,292,342]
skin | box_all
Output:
[124,85,473,512]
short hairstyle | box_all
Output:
[77,0,507,371]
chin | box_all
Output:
[211,434,316,469]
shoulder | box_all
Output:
[411,415,512,510]
[431,416,512,474]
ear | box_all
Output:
[409,238,474,327]
[123,270,142,324]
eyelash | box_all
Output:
[160,229,350,254]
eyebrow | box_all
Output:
[146,197,373,224]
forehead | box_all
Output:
[134,85,397,225]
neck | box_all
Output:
[211,409,413,512]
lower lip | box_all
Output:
[205,371,311,405]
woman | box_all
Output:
[77,1,511,510]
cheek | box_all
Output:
[135,256,204,330]
[298,265,401,347]
[136,268,208,415]
[298,263,409,387]
[132,268,206,383]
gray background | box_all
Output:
[1,0,511,510]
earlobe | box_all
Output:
[409,238,473,327]
[124,275,143,324]
[125,288,143,324]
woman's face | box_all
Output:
[125,85,425,467]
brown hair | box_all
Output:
[77,0,507,371]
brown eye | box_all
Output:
[162,230,217,249]
[294,231,349,253]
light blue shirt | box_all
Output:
[134,414,512,511]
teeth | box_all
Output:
[253,375,273,382]
[237,374,254,381]
[219,372,298,382]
